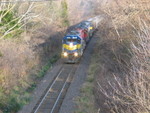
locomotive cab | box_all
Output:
[62,34,85,63]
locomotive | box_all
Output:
[61,20,95,63]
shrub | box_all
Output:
[60,0,69,27]
[0,51,3,57]
[0,10,22,39]
[95,0,150,112]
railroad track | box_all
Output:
[32,64,78,113]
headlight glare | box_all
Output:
[74,52,78,57]
[69,43,73,48]
[64,52,68,57]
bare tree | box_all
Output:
[0,0,42,39]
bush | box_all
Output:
[0,51,3,57]
[60,0,69,27]
[0,87,30,113]
[0,10,22,39]
[95,0,150,112]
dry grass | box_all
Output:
[94,0,150,113]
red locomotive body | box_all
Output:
[76,28,89,43]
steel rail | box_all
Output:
[33,67,64,113]
[50,66,75,113]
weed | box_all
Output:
[0,10,23,39]
[37,54,59,78]
[0,51,2,57]
[26,83,36,93]
[60,0,70,27]
[0,86,30,113]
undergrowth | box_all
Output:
[0,1,64,112]
[37,54,60,78]
[95,0,150,113]
[0,10,22,39]
[0,54,59,113]
[0,86,30,113]
[0,51,3,57]
[60,0,69,27]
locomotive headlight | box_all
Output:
[69,43,73,48]
[74,52,78,57]
[64,52,68,57]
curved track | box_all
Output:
[32,64,78,113]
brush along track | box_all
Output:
[32,64,78,113]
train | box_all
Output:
[61,20,96,63]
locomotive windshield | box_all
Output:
[67,39,76,42]
[63,38,81,43]
[67,39,81,43]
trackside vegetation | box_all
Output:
[0,1,66,113]
[60,0,69,27]
[37,55,60,78]
[0,54,59,113]
[0,10,22,39]
[75,1,149,113]
[94,0,150,113]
